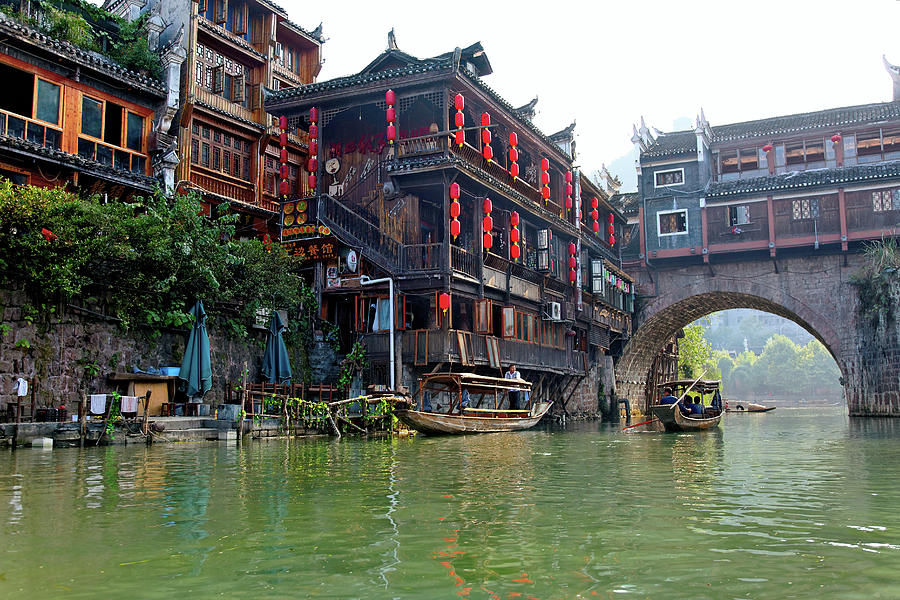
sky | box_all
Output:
[282,0,900,191]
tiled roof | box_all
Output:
[641,130,696,160]
[706,160,900,199]
[711,101,900,143]
[0,14,165,96]
[0,134,158,190]
[610,192,639,217]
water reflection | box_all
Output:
[0,409,899,599]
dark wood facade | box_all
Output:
[267,41,634,397]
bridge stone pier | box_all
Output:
[616,252,900,417]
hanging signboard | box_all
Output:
[281,198,318,241]
[282,235,341,262]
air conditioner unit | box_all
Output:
[544,301,561,321]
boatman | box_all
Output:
[505,364,521,410]
[659,387,678,405]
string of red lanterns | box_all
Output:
[386,89,396,146]
[449,182,461,239]
[278,115,290,198]
[591,197,600,233]
[540,158,550,203]
[564,170,573,211]
[308,107,318,191]
[454,93,465,147]
[482,196,493,251]
[481,113,493,161]
[608,213,615,246]
[568,241,577,284]
[508,132,519,179]
[510,211,520,260]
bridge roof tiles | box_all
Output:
[706,159,900,199]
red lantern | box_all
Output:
[592,209,599,221]
[387,123,396,142]
[454,94,464,111]
[280,163,289,178]
[568,242,576,255]
[482,197,492,213]
[592,221,600,233]
[566,197,573,209]
[510,211,519,226]
[510,163,520,178]
[386,107,396,123]
[455,130,465,146]
[509,132,517,146]
[542,186,550,200]
[450,219,460,238]
[608,223,615,235]
[481,112,491,127]
[565,183,573,196]
[608,213,614,223]
[454,112,465,128]
[450,202,460,218]
[439,292,450,311]
[508,148,518,163]
[510,228,520,243]
[309,124,318,139]
[569,269,577,283]
[482,144,493,161]
[568,256,577,269]
[510,244,521,260]
[483,216,493,232]
[762,143,773,153]
[309,139,317,155]
[307,157,317,172]
[309,107,319,123]
[450,183,460,199]
[483,232,493,249]
[592,197,599,209]
[280,149,288,162]
[541,172,550,186]
[831,134,842,144]
[482,129,491,145]
[565,171,572,183]
[541,158,550,171]
[608,235,615,246]
[308,174,317,188]
[279,132,288,147]
[279,181,290,196]
[385,89,395,105]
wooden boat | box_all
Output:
[395,373,552,435]
[727,402,776,413]
[650,379,723,432]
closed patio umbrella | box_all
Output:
[179,300,212,400]
[261,311,292,384]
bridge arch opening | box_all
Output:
[616,290,845,412]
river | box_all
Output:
[1,407,898,599]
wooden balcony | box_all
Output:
[449,138,543,204]
[192,87,255,123]
[402,243,443,272]
[272,60,304,86]
[190,169,256,206]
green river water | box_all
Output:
[1,407,899,599]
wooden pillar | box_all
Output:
[838,187,848,251]
[700,202,709,263]
[767,194,776,257]
[638,205,646,267]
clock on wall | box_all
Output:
[325,158,340,174]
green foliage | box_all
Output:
[0,323,10,337]
[105,391,121,439]
[44,5,97,49]
[678,322,713,379]
[851,237,900,326]
[15,338,30,349]
[337,342,368,392]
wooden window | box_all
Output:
[738,148,758,171]
[80,96,102,139]
[191,138,199,164]
[720,150,738,174]
[232,2,247,34]
[211,65,224,93]
[871,190,900,212]
[791,198,818,220]
[214,0,227,24]
[654,168,684,187]
[126,112,144,152]
[34,79,60,125]
[231,73,245,103]
[728,205,751,226]
[805,140,824,163]
[785,142,805,165]
[197,0,208,13]
[474,299,492,334]
[191,121,251,180]
[883,131,900,154]
[658,209,687,236]
[195,62,202,85]
[501,306,515,339]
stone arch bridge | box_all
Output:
[615,251,897,417]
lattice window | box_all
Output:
[792,198,812,220]
[872,190,900,212]
[191,121,251,181]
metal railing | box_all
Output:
[317,194,402,271]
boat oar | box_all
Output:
[670,370,707,411]
[622,418,656,430]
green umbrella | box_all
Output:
[261,311,292,384]
[179,300,212,399]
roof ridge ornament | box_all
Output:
[884,55,900,101]
[387,27,399,51]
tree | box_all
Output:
[678,323,713,379]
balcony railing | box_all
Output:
[0,109,61,152]
[398,134,443,158]
[193,87,254,123]
[451,246,479,279]
[403,243,443,272]
[448,138,543,204]
[317,193,402,271]
[191,169,255,205]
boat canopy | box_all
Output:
[657,379,721,394]
[418,373,532,394]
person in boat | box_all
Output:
[659,387,678,405]
[505,364,521,410]
[460,388,470,413]
[689,394,704,416]
[422,390,433,412]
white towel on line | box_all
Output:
[120,396,139,413]
[90,394,107,415]
[14,378,28,397]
